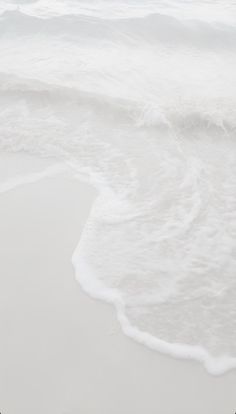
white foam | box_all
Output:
[73,254,236,376]
[1,1,236,374]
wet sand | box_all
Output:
[0,154,235,414]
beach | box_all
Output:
[1,0,236,409]
[0,153,235,414]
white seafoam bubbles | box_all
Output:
[0,0,236,374]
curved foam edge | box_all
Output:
[2,160,234,376]
[72,244,236,376]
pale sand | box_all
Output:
[0,154,236,414]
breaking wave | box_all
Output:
[0,0,236,374]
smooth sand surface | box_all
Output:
[0,155,236,414]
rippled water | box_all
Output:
[0,0,236,374]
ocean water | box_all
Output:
[0,0,236,374]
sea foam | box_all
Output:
[0,0,236,374]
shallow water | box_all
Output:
[0,0,236,374]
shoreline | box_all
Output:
[0,153,236,413]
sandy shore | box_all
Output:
[0,153,236,414]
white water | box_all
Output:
[0,0,236,374]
